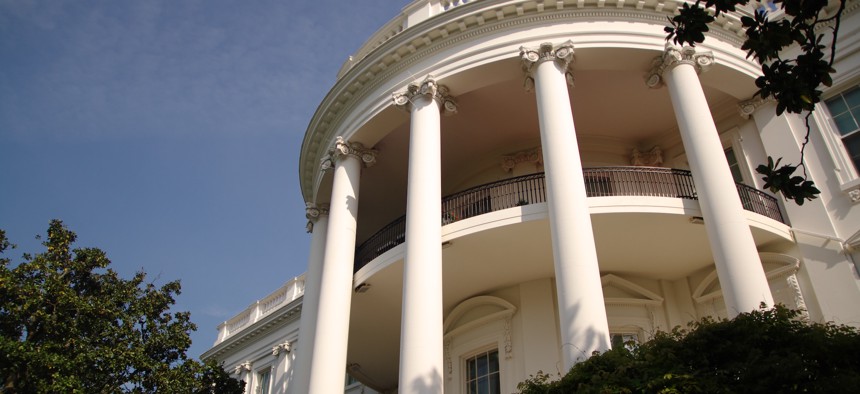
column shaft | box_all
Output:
[397,78,447,394]
[524,42,611,369]
[307,154,362,394]
[292,211,328,394]
[659,48,774,315]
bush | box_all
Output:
[517,306,860,393]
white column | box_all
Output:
[272,342,291,393]
[306,137,377,394]
[648,45,774,316]
[234,362,252,394]
[520,42,611,369]
[392,76,457,394]
[291,205,328,394]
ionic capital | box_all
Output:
[321,136,378,171]
[392,75,458,115]
[233,361,251,375]
[305,202,329,233]
[305,202,330,221]
[646,44,714,89]
[520,40,575,91]
[737,96,775,119]
[272,341,292,356]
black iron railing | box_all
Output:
[354,167,785,271]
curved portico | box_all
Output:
[297,3,785,393]
[197,2,860,394]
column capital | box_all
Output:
[520,40,575,91]
[305,202,330,233]
[738,96,775,119]
[646,44,714,89]
[233,361,251,375]
[392,75,458,115]
[305,202,330,221]
[321,136,378,171]
[272,341,291,357]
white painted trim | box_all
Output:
[601,273,665,305]
[811,100,860,186]
[355,199,793,285]
[443,296,517,339]
[693,252,801,304]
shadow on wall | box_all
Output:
[559,300,611,368]
[407,367,443,394]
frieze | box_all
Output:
[631,146,664,167]
[501,147,543,172]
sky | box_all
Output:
[0,0,410,358]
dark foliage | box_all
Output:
[666,0,847,204]
[0,221,244,394]
[517,306,860,393]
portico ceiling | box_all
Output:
[354,49,742,243]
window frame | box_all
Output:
[814,83,860,194]
[823,86,860,177]
[255,365,273,394]
[462,347,501,394]
[719,128,755,187]
[610,331,642,351]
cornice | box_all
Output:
[200,297,303,362]
[298,0,760,202]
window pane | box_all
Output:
[724,148,743,183]
[489,374,500,394]
[478,376,488,394]
[466,350,500,394]
[489,351,499,373]
[844,131,860,172]
[611,334,624,348]
[833,113,858,135]
[477,354,488,376]
[259,370,271,394]
[844,87,860,108]
[827,96,849,115]
[827,87,860,173]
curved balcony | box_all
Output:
[354,166,785,271]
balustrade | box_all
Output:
[353,167,785,271]
[214,275,306,344]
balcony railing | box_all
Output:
[214,275,305,345]
[354,167,785,271]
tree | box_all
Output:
[666,0,846,205]
[0,220,244,394]
[516,306,860,393]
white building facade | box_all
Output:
[203,1,860,393]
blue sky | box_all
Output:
[0,0,408,358]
